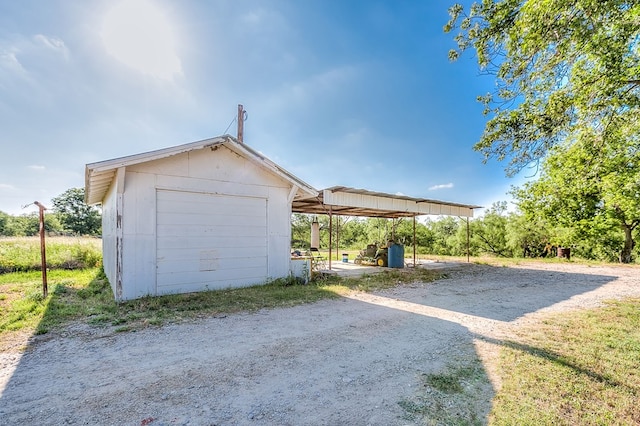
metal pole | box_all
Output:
[34,201,48,298]
[413,216,417,267]
[466,217,470,263]
[335,217,339,261]
[328,209,332,270]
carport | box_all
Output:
[292,186,481,268]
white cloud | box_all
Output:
[0,49,26,76]
[428,182,454,191]
[100,0,183,81]
[33,34,69,59]
[0,34,69,87]
[0,183,16,190]
[28,165,46,170]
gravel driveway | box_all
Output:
[1,262,638,425]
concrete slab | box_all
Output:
[320,259,465,277]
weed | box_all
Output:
[398,357,489,425]
[424,372,464,394]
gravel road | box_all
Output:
[1,261,638,425]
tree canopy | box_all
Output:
[445,0,640,175]
[51,188,101,236]
[512,114,640,262]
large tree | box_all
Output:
[51,188,102,236]
[512,118,640,262]
[445,0,640,175]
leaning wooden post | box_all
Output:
[33,201,48,298]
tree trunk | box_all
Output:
[619,224,635,264]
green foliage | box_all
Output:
[505,211,553,258]
[0,212,62,237]
[446,0,640,176]
[51,188,101,236]
[426,216,461,255]
[291,213,312,248]
[0,211,9,235]
[467,202,513,257]
[363,217,393,246]
[512,120,640,262]
[336,216,367,248]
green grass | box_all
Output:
[0,268,103,335]
[0,236,102,273]
[490,299,640,425]
[396,297,640,425]
[398,357,490,425]
[0,266,443,341]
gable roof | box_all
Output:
[85,135,318,205]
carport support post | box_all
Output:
[335,216,339,261]
[466,217,470,263]
[328,209,332,270]
[413,216,417,267]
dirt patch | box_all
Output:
[1,262,638,425]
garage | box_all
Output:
[84,135,318,301]
[156,190,268,293]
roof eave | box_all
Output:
[85,135,318,204]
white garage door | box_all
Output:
[156,190,268,294]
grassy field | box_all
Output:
[0,236,101,273]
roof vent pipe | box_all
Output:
[237,104,247,143]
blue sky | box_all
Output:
[0,0,530,216]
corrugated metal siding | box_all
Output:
[323,190,474,217]
[156,189,268,293]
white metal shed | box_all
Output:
[85,136,317,301]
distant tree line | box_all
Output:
[0,188,101,237]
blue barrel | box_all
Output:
[388,244,404,268]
